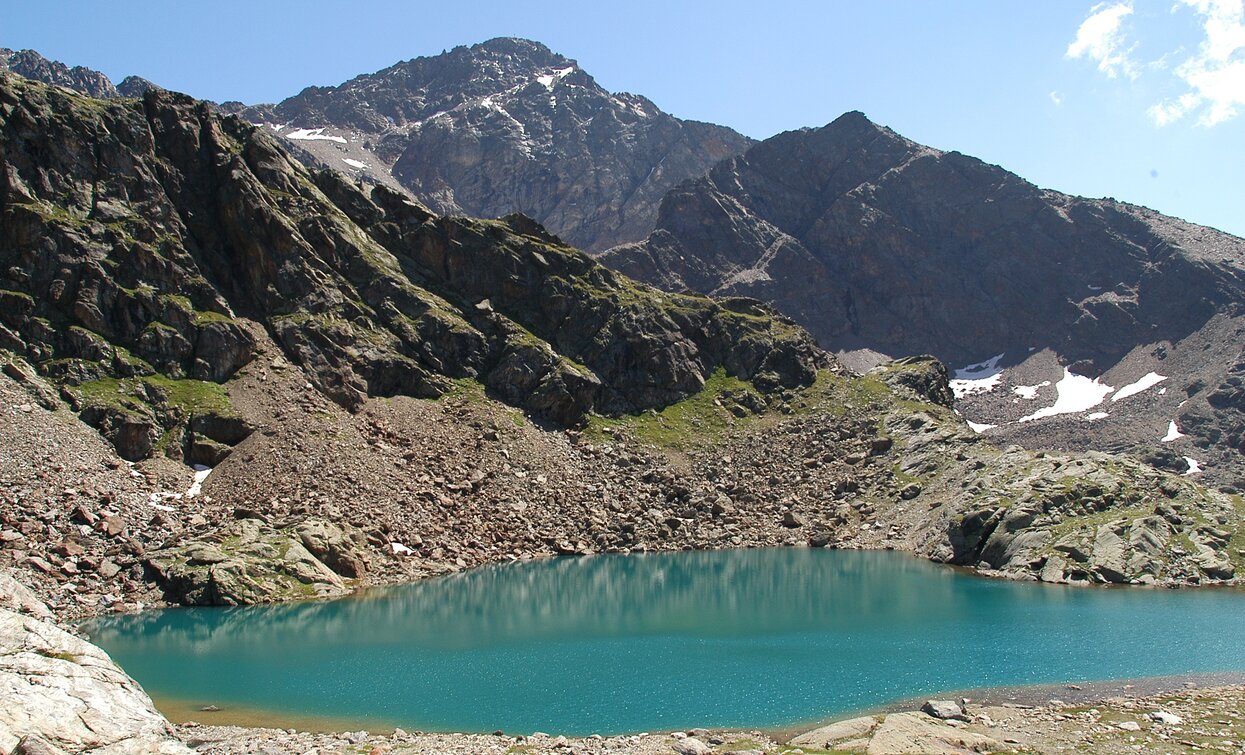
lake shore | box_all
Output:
[172,677,1245,754]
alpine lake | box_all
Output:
[83,548,1245,736]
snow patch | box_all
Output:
[1012,381,1051,400]
[536,66,574,89]
[1183,457,1202,475]
[1161,421,1185,442]
[950,354,1005,399]
[1085,412,1110,421]
[267,123,286,132]
[967,420,996,433]
[341,158,368,169]
[286,128,347,144]
[390,542,413,556]
[1018,369,1114,422]
[185,465,212,498]
[1112,372,1167,402]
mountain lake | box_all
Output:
[83,548,1245,735]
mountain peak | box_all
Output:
[0,47,118,98]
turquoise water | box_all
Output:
[85,549,1245,735]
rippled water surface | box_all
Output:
[85,549,1245,734]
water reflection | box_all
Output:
[85,549,1245,735]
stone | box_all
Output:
[866,712,1002,754]
[789,715,879,748]
[672,737,712,755]
[145,519,356,606]
[921,700,968,721]
[0,597,192,753]
[1150,710,1183,726]
[1116,721,1142,731]
[782,511,805,528]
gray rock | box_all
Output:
[0,599,191,753]
[789,715,879,748]
[672,737,712,755]
[145,518,362,606]
[921,700,968,721]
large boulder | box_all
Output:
[145,518,367,606]
[0,571,191,754]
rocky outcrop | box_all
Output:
[789,712,1002,754]
[225,38,751,252]
[144,518,368,606]
[0,571,190,754]
[0,72,822,456]
[0,49,118,99]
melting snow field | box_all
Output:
[949,354,1005,399]
[1085,412,1110,421]
[1184,457,1203,475]
[185,465,212,498]
[1018,369,1114,423]
[286,128,348,144]
[1012,382,1050,400]
[342,158,368,169]
[1112,372,1167,402]
[966,420,996,433]
[1162,421,1185,442]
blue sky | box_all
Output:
[4,0,1243,237]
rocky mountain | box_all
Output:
[602,112,1245,490]
[222,38,752,252]
[0,72,1240,629]
[0,48,118,99]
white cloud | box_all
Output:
[1067,2,1139,79]
[1148,0,1245,125]
[1049,90,1065,106]
[1066,0,1245,126]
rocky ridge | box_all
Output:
[223,37,752,251]
[601,112,1245,490]
[0,49,118,100]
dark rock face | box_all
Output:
[0,48,118,99]
[0,73,824,456]
[115,75,163,98]
[603,112,1245,484]
[230,38,751,252]
[604,111,1245,368]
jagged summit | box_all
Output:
[0,47,118,98]
[219,39,751,251]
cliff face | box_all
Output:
[224,38,752,252]
[603,112,1245,489]
[0,72,822,463]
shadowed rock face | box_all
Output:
[0,72,824,459]
[604,111,1245,368]
[225,38,752,252]
[602,112,1245,487]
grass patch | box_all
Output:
[74,374,235,418]
[35,649,79,663]
[584,367,763,448]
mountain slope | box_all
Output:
[602,112,1245,489]
[225,38,752,252]
[0,71,822,450]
